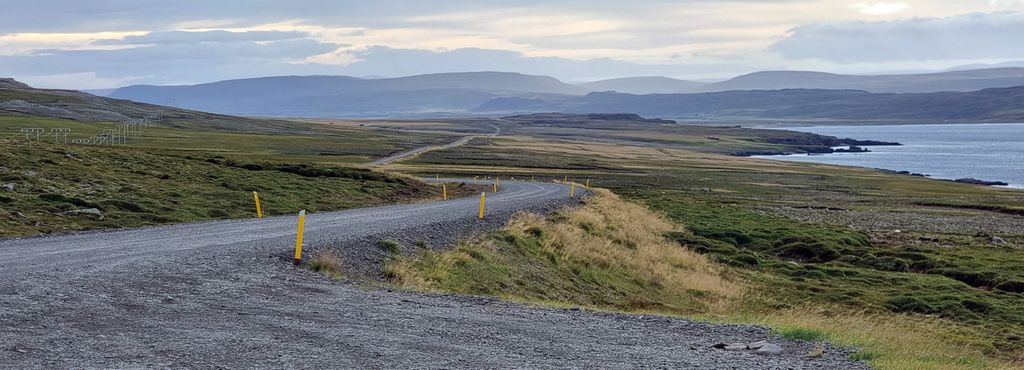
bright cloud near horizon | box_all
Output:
[2,0,1024,89]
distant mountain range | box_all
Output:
[109,72,586,117]
[478,87,1024,122]
[577,76,705,94]
[98,68,1024,118]
[694,68,1024,94]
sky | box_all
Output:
[2,0,1024,89]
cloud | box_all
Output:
[852,2,910,15]
[770,12,1024,63]
[95,30,310,45]
[0,30,341,87]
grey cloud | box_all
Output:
[1,35,340,86]
[771,12,1024,63]
[4,44,758,88]
[0,0,754,33]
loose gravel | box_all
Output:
[0,180,869,369]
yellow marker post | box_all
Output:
[252,191,263,218]
[531,176,535,182]
[436,173,439,183]
[478,192,486,219]
[442,184,448,200]
[563,175,568,182]
[493,182,498,193]
[293,210,306,266]
[570,182,576,198]
[585,179,590,189]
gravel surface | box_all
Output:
[0,180,868,369]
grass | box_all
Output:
[379,239,402,255]
[388,122,1024,369]
[386,189,742,315]
[0,115,456,238]
[309,249,343,279]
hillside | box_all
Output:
[696,68,1024,93]
[577,76,706,94]
[0,78,303,133]
[109,72,588,117]
[477,87,1024,122]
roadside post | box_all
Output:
[293,210,306,266]
[563,175,568,182]
[478,192,486,219]
[585,179,590,188]
[442,184,448,200]
[253,191,264,218]
[570,182,576,198]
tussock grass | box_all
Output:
[385,188,742,314]
[308,249,343,279]
[378,239,401,255]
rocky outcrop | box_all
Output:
[954,178,1010,186]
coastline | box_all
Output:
[754,149,1021,189]
[749,123,1024,189]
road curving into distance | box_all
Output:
[367,124,500,167]
[0,179,867,368]
[0,178,570,277]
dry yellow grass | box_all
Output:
[531,188,741,300]
[387,187,742,313]
[726,307,1021,370]
[308,249,343,279]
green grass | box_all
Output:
[379,239,402,255]
[774,327,828,342]
[0,138,434,237]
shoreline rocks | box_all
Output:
[954,178,1010,186]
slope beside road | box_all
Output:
[0,179,866,368]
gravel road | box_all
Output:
[0,179,868,369]
[367,124,500,167]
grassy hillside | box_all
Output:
[385,123,1024,369]
[0,114,464,238]
[1,79,328,133]
[0,137,441,238]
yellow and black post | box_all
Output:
[252,191,263,218]
[293,210,306,266]
[442,184,448,200]
[478,192,486,219]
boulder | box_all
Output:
[0,183,14,192]
[63,208,104,220]
[755,343,784,355]
[747,340,769,350]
